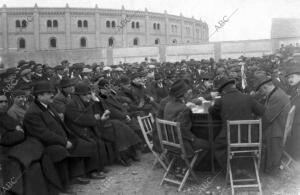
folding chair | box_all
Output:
[281,105,299,171]
[226,120,262,195]
[137,114,168,170]
[156,118,203,192]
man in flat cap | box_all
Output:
[255,73,291,175]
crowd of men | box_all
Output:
[0,44,300,195]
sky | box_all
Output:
[1,0,300,42]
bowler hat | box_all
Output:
[59,78,76,88]
[169,79,190,98]
[33,81,55,95]
[215,77,235,93]
[75,82,91,95]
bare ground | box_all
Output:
[69,153,300,195]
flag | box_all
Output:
[240,63,247,89]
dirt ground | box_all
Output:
[69,153,300,195]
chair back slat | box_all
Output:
[156,118,186,156]
[227,119,262,148]
[248,124,251,143]
[283,105,296,146]
[137,113,155,148]
[237,125,241,143]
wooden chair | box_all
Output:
[137,114,168,170]
[226,120,262,195]
[156,118,203,192]
[281,105,299,171]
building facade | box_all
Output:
[0,4,209,54]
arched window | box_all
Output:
[136,22,139,29]
[78,20,82,28]
[18,38,26,49]
[133,38,139,46]
[106,21,110,28]
[53,20,58,28]
[131,21,135,29]
[157,23,160,30]
[49,37,57,48]
[16,20,21,28]
[80,37,87,47]
[83,20,88,28]
[111,21,116,28]
[155,38,160,45]
[108,37,114,47]
[153,23,156,30]
[22,20,27,28]
[47,20,52,28]
[172,39,177,44]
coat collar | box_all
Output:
[34,99,47,112]
[222,88,240,96]
[266,87,277,103]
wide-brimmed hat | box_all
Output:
[253,71,272,91]
[169,79,190,98]
[59,78,76,88]
[75,82,91,95]
[33,81,55,95]
[215,77,235,92]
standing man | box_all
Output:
[284,65,300,161]
[255,74,291,174]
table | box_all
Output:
[191,112,222,172]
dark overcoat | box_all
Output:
[164,99,209,158]
[286,84,300,160]
[209,88,264,169]
[95,95,141,152]
[0,112,51,195]
[23,100,93,188]
[262,87,291,172]
[64,95,110,166]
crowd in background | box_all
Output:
[0,43,300,195]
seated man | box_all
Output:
[53,78,108,179]
[255,74,291,174]
[96,79,142,165]
[164,79,210,158]
[209,77,264,173]
[23,81,95,193]
[7,89,27,124]
[64,82,113,169]
[0,91,51,195]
